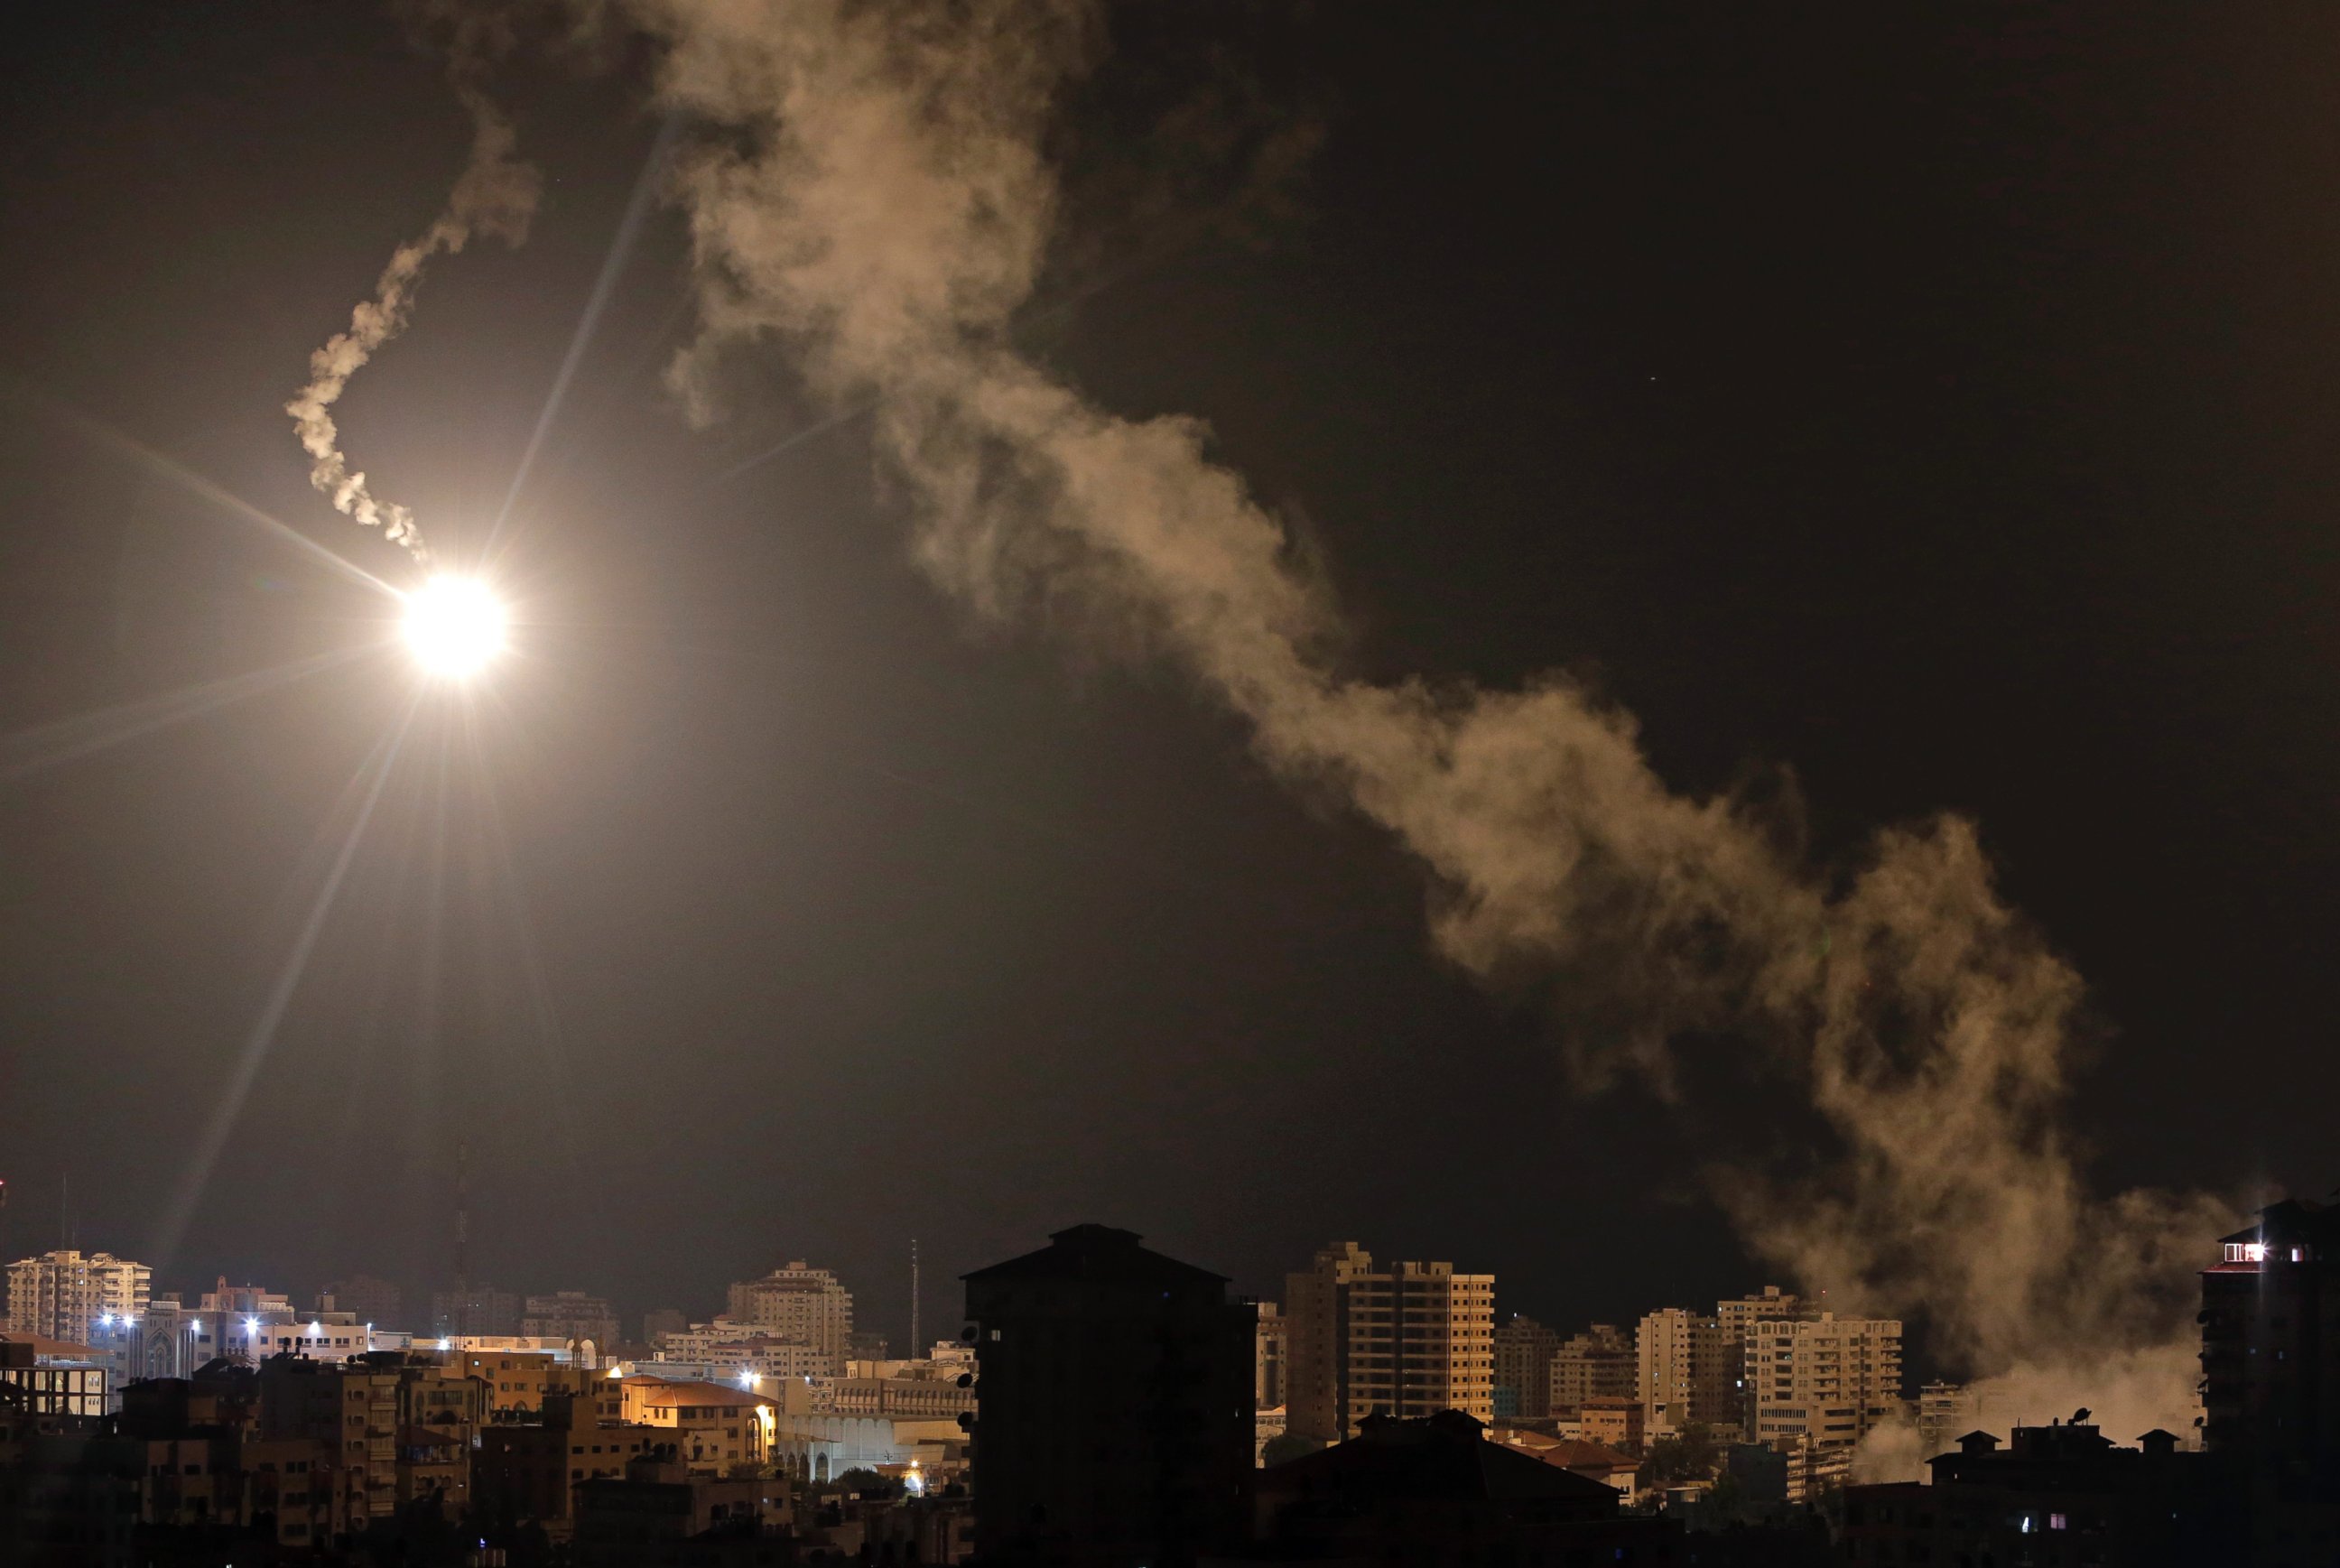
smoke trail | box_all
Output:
[600,0,2228,1439]
[286,86,540,558]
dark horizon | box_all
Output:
[6,1,2339,1376]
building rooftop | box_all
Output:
[961,1224,1230,1288]
[1265,1411,1622,1506]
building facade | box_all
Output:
[5,1250,151,1341]
[1340,1261,1495,1435]
[522,1291,620,1350]
[1283,1243,1494,1443]
[1549,1323,1636,1415]
[1493,1313,1560,1419]
[1254,1300,1286,1414]
[257,1354,405,1528]
[1636,1308,1734,1439]
[727,1261,853,1374]
[2202,1197,2340,1477]
[1284,1241,1373,1445]
[965,1224,1254,1567]
[1746,1311,1903,1498]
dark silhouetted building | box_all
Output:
[2204,1198,2340,1476]
[432,1283,521,1338]
[319,1274,402,1329]
[1492,1313,1559,1419]
[2201,1196,2340,1564]
[1840,1422,2237,1568]
[963,1223,1254,1567]
[475,1391,668,1541]
[1243,1409,1681,1563]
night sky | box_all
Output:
[2,3,2335,1357]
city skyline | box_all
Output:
[2,0,2335,1450]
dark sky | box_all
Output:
[2,3,2336,1356]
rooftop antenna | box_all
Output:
[910,1238,921,1356]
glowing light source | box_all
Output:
[401,575,507,677]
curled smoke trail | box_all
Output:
[285,86,539,558]
[596,0,2232,1452]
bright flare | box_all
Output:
[402,575,507,676]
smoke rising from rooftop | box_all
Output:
[285,85,539,559]
[593,0,2228,1438]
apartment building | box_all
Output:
[1747,1311,1904,1499]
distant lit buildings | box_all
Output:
[1578,1394,1645,1454]
[641,1306,686,1346]
[728,1260,853,1374]
[1637,1307,1734,1439]
[200,1278,293,1321]
[459,1349,623,1422]
[648,1321,834,1384]
[1549,1323,1636,1415]
[966,1223,1255,1566]
[522,1290,619,1350]
[5,1249,150,1341]
[1283,1242,1495,1443]
[825,1348,979,1419]
[1915,1378,1969,1464]
[619,1378,775,1472]
[1285,1241,1373,1444]
[1493,1313,1560,1418]
[1746,1311,1903,1499]
[1716,1285,1809,1425]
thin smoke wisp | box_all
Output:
[586,0,2231,1452]
[285,87,539,559]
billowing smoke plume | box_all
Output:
[600,0,2228,1446]
[286,86,539,557]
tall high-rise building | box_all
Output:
[1285,1242,1373,1444]
[965,1224,1254,1567]
[2202,1197,2340,1477]
[1637,1308,1734,1439]
[1255,1300,1287,1412]
[728,1260,853,1373]
[1492,1313,1560,1419]
[1549,1323,1636,1414]
[5,1249,150,1341]
[520,1290,619,1349]
[1716,1285,1810,1425]
[1284,1243,1495,1443]
[1747,1311,1903,1497]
